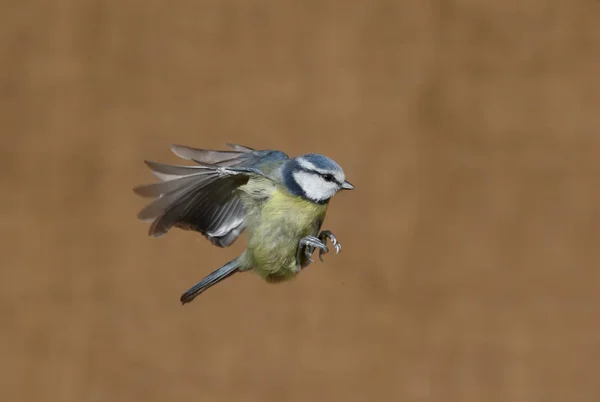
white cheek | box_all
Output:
[293,171,338,201]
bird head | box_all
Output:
[282,154,354,203]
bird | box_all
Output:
[133,143,354,304]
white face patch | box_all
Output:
[332,170,345,183]
[292,170,339,202]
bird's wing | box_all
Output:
[169,143,286,169]
[133,145,288,247]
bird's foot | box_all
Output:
[297,236,328,265]
[318,230,342,262]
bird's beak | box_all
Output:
[341,180,354,190]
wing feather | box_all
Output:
[170,144,244,165]
[225,143,255,152]
[134,144,288,247]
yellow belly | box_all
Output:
[243,189,328,282]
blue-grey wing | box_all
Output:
[133,144,288,247]
[170,143,288,170]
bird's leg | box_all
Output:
[297,236,328,267]
[317,230,342,262]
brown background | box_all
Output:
[2,1,600,401]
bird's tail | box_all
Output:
[180,257,242,305]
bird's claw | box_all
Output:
[297,236,328,266]
[318,230,342,262]
[305,248,314,263]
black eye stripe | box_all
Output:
[295,165,340,184]
[320,173,340,184]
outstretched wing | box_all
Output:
[169,143,286,169]
[133,144,288,247]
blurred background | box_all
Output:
[2,1,600,401]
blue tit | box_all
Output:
[133,143,354,304]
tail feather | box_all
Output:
[180,258,242,304]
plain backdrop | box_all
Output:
[1,1,599,401]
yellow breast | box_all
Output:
[244,187,329,281]
[264,189,328,233]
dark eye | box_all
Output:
[322,174,335,182]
